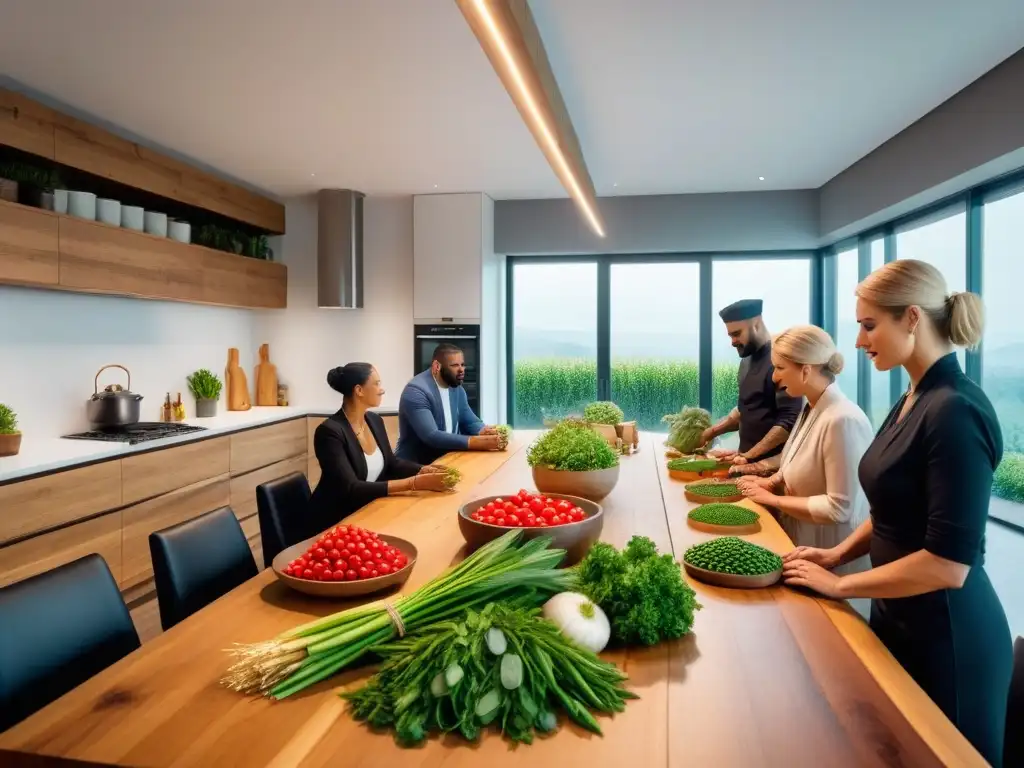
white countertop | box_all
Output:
[0,405,399,484]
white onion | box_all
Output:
[542,592,611,653]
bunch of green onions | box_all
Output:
[223,531,576,699]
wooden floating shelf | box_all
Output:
[0,198,286,309]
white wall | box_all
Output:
[253,195,414,409]
[0,286,256,438]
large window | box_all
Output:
[835,246,859,402]
[511,262,597,427]
[610,263,700,430]
[867,238,891,427]
[982,188,1024,525]
[711,258,812,418]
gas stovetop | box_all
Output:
[62,422,208,445]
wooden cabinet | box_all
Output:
[230,419,306,475]
[229,454,307,522]
[0,199,59,287]
[57,216,287,310]
[120,475,231,589]
[0,512,122,588]
[0,89,56,158]
[0,460,122,545]
[122,437,230,505]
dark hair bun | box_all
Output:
[327,363,373,397]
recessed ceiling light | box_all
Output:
[433,184,438,189]
[613,183,618,188]
[758,176,765,181]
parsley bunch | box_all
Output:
[576,536,701,646]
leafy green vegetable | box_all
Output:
[683,536,782,576]
[442,466,462,489]
[526,419,619,472]
[667,458,730,472]
[494,424,512,450]
[0,404,17,435]
[583,401,625,425]
[687,503,757,526]
[186,368,223,401]
[685,481,742,499]
[576,536,701,646]
[662,407,712,454]
[343,602,636,746]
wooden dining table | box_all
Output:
[0,433,988,767]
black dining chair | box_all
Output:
[256,472,312,568]
[1005,635,1024,767]
[0,554,141,732]
[149,506,258,631]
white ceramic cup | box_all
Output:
[53,189,68,214]
[67,191,97,220]
[96,198,121,226]
[121,205,144,231]
[168,219,191,244]
[144,211,168,237]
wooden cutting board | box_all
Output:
[254,343,278,406]
[226,348,251,411]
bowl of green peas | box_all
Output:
[686,502,761,535]
[682,536,783,588]
[684,480,746,505]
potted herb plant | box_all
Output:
[186,368,223,418]
[0,403,22,457]
[527,418,620,501]
[0,161,61,209]
[583,400,636,447]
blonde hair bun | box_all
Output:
[772,325,841,378]
[947,292,985,349]
[825,351,845,375]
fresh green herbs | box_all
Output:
[687,504,757,526]
[0,404,18,434]
[343,602,636,745]
[668,458,729,472]
[494,424,512,450]
[443,466,462,489]
[224,531,576,699]
[576,536,701,646]
[186,368,223,401]
[526,419,619,472]
[685,482,742,499]
[662,407,712,454]
[0,161,62,192]
[683,537,782,576]
[583,401,625,426]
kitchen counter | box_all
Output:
[0,405,399,484]
[0,434,986,766]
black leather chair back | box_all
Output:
[149,506,258,631]
[256,472,312,568]
[1005,635,1024,767]
[0,554,140,732]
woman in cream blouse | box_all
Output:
[736,326,873,591]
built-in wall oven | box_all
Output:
[414,324,480,415]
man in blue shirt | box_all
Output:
[395,344,503,464]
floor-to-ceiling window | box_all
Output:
[835,246,859,402]
[981,187,1024,525]
[511,261,598,427]
[610,262,701,430]
[710,258,812,419]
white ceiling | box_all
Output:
[1,0,1023,199]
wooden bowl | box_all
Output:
[271,534,417,598]
[684,482,745,505]
[458,494,603,565]
[532,464,620,501]
[683,561,781,589]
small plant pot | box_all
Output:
[0,432,23,457]
[532,464,620,502]
[0,178,16,203]
[195,398,218,418]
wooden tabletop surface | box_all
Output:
[0,434,987,767]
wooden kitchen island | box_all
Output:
[0,434,988,767]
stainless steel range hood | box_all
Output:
[317,189,365,309]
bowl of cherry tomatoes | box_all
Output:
[458,490,604,565]
[271,524,417,598]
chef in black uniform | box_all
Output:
[782,260,1012,766]
[701,299,803,468]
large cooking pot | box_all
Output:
[87,364,143,429]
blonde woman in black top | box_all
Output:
[782,260,1011,765]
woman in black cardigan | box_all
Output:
[308,363,448,532]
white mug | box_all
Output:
[53,189,68,214]
[96,198,121,226]
[67,191,97,220]
[144,211,168,237]
[168,220,191,244]
[121,206,144,231]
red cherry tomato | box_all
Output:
[495,517,507,527]
[536,519,548,527]
[485,516,496,524]
[348,555,363,569]
[313,547,326,560]
[378,563,392,575]
[322,538,334,550]
[370,569,379,578]
[529,498,544,514]
[312,562,325,574]
[302,568,314,579]
[541,506,556,520]
[327,549,341,561]
[555,500,571,514]
[507,514,520,526]
[395,557,408,569]
[345,569,358,581]
[358,566,371,579]
[339,548,352,559]
[485,502,497,513]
